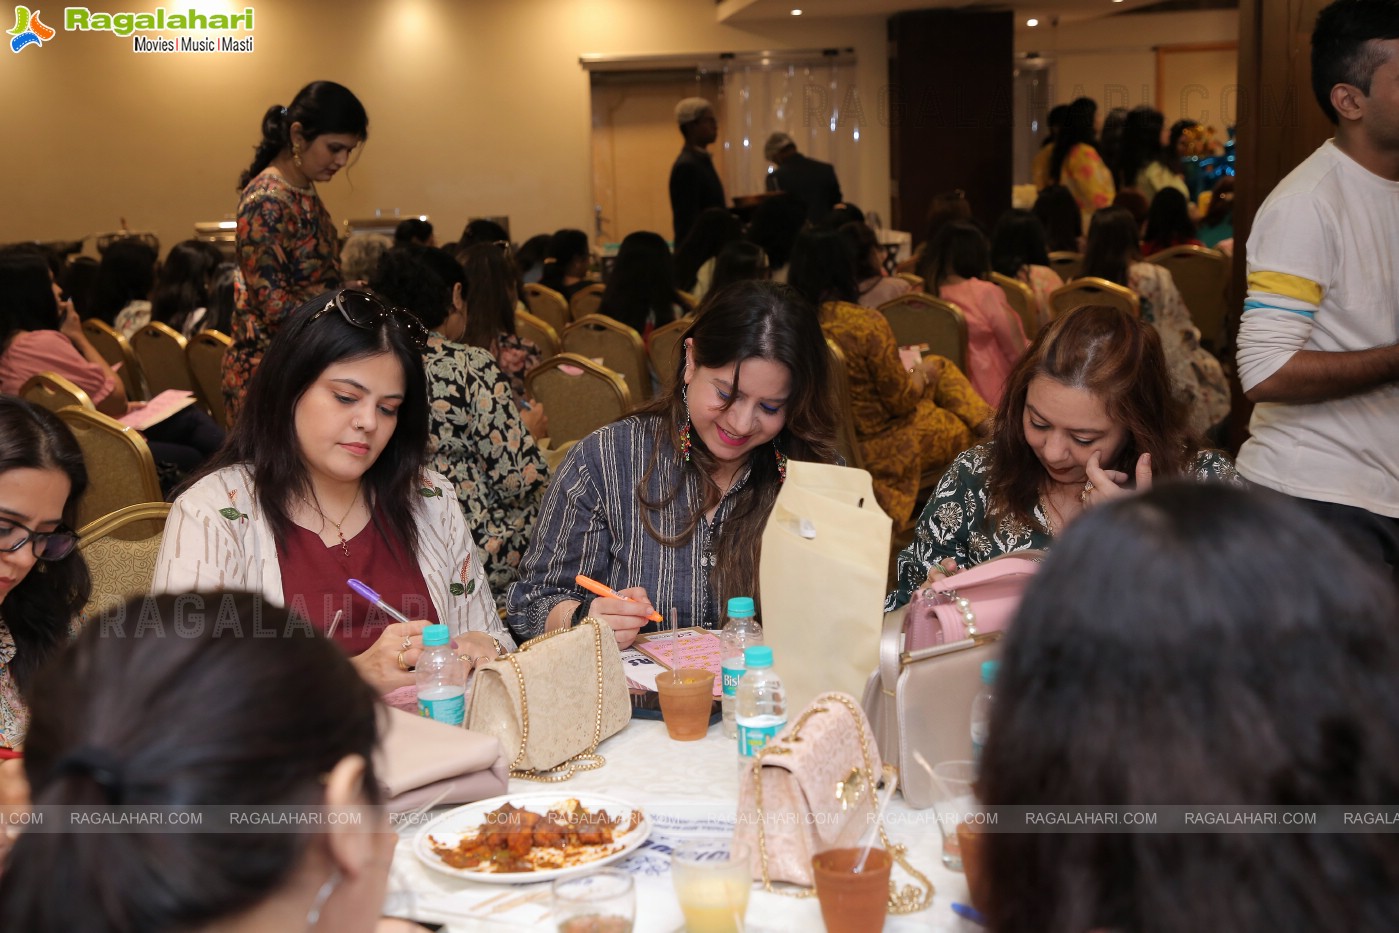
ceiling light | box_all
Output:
[1027,17,1039,26]
[791,9,802,15]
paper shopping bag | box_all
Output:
[759,460,891,713]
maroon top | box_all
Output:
[277,516,439,656]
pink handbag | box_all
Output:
[904,551,1045,650]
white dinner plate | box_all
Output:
[414,791,651,884]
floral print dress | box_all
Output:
[425,336,549,606]
[221,171,341,424]
[1060,143,1116,231]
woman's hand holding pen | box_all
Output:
[582,586,654,649]
[350,620,429,694]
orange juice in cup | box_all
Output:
[671,838,751,933]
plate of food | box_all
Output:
[414,792,650,884]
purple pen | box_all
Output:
[347,579,413,624]
[951,902,987,926]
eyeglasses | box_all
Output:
[309,287,430,351]
[0,519,78,561]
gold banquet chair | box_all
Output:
[562,314,650,401]
[895,272,925,291]
[1146,244,1230,351]
[1047,277,1140,321]
[525,353,632,446]
[77,502,171,623]
[131,321,195,396]
[1047,251,1084,282]
[568,283,607,322]
[522,284,569,335]
[514,309,560,361]
[186,329,232,427]
[989,272,1039,339]
[55,407,164,528]
[877,292,970,374]
[647,317,690,393]
[21,372,95,413]
[82,318,148,400]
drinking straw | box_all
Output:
[852,771,899,873]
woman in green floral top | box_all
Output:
[222,81,368,425]
[372,247,548,607]
[887,305,1240,610]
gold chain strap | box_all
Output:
[750,693,933,913]
[506,618,610,782]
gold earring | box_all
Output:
[292,141,303,168]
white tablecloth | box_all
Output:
[389,719,975,932]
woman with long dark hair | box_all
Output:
[506,280,841,643]
[155,289,515,694]
[980,483,1399,933]
[597,230,686,341]
[1048,97,1115,230]
[150,239,220,337]
[1032,184,1084,253]
[459,242,542,416]
[887,305,1238,606]
[1140,187,1205,255]
[1081,206,1229,434]
[990,208,1063,330]
[222,81,369,425]
[537,229,596,303]
[95,238,159,336]
[1115,105,1189,203]
[673,207,741,298]
[790,229,993,526]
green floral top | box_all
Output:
[425,336,549,608]
[885,444,1243,610]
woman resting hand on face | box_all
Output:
[887,304,1241,609]
[506,280,841,647]
[154,288,515,695]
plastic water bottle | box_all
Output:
[416,624,466,726]
[736,646,787,759]
[970,660,999,766]
[719,597,763,739]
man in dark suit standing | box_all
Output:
[763,132,843,223]
[669,98,725,245]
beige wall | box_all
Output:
[1015,11,1239,119]
[2,0,891,255]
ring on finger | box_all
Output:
[400,635,413,651]
[396,649,411,672]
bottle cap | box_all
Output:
[980,660,1000,684]
[744,645,773,668]
[422,624,451,647]
[727,596,756,617]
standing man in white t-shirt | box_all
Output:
[1236,0,1399,581]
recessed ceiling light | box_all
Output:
[1027,17,1039,26]
[791,9,803,15]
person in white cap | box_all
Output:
[763,131,843,223]
[669,97,726,245]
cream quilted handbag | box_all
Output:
[735,691,932,913]
[465,618,631,780]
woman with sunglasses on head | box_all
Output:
[154,289,515,696]
[222,81,368,425]
[506,280,841,646]
[0,397,90,761]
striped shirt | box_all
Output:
[505,414,754,641]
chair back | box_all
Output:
[562,314,650,400]
[676,291,699,314]
[522,284,570,334]
[77,502,171,622]
[1047,277,1141,320]
[514,310,560,361]
[895,272,925,291]
[82,318,148,400]
[647,317,690,393]
[877,292,970,373]
[1146,245,1230,350]
[186,329,232,426]
[55,408,163,528]
[131,321,194,395]
[826,339,865,471]
[20,372,95,413]
[525,353,632,446]
[568,283,607,321]
[989,271,1039,339]
[1047,251,1084,282]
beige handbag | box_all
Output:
[735,691,932,913]
[465,618,631,781]
[861,605,1003,810]
[758,461,891,714]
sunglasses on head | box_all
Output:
[309,287,429,351]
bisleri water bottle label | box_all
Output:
[418,693,465,726]
[721,661,744,698]
[738,720,784,757]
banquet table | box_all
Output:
[388,718,977,932]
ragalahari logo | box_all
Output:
[9,5,54,52]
